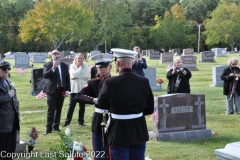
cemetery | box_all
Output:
[3,52,240,160]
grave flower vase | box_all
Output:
[28,146,34,153]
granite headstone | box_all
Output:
[199,51,215,62]
[32,55,46,63]
[60,58,74,67]
[30,68,46,95]
[149,94,212,141]
[209,65,227,87]
[144,67,161,91]
[14,55,31,68]
[161,52,173,64]
[211,48,225,57]
[214,142,240,160]
[183,49,194,56]
[180,56,198,71]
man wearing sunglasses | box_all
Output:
[43,50,70,135]
[0,61,20,160]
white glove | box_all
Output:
[93,98,98,104]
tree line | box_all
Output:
[0,0,240,54]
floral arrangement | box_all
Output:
[50,127,91,160]
[156,78,164,84]
[26,126,38,146]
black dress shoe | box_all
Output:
[79,123,85,126]
[53,129,61,132]
[43,131,52,135]
[63,124,68,127]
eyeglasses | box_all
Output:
[231,63,237,66]
[1,67,11,71]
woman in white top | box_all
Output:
[63,53,89,126]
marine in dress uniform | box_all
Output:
[75,54,114,160]
[97,48,154,160]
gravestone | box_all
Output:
[32,55,46,63]
[209,65,227,87]
[63,50,71,57]
[180,56,198,71]
[142,50,147,56]
[214,142,240,160]
[14,55,31,68]
[149,94,212,141]
[67,55,76,59]
[211,48,225,57]
[90,50,101,58]
[149,50,160,60]
[60,52,65,58]
[172,49,181,55]
[15,52,27,55]
[15,130,26,153]
[199,51,215,62]
[161,52,173,64]
[0,54,1,60]
[39,52,49,58]
[182,49,194,56]
[144,67,161,91]
[30,68,45,95]
[60,58,74,67]
[28,52,39,57]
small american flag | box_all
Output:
[166,63,172,72]
[150,107,158,123]
[16,67,28,75]
[36,90,47,100]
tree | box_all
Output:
[203,3,240,51]
[150,4,187,50]
[19,0,93,50]
[80,0,132,51]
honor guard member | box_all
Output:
[75,53,114,160]
[97,48,154,160]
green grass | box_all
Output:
[7,54,240,159]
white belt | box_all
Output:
[95,107,108,114]
[111,113,143,120]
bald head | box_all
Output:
[116,58,134,71]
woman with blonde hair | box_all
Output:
[221,57,240,114]
[63,53,89,126]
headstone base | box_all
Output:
[209,84,223,87]
[15,141,26,153]
[151,86,161,91]
[149,129,212,141]
[214,142,240,160]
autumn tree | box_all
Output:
[19,0,93,50]
[150,4,190,50]
[203,3,240,51]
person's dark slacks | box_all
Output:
[46,88,65,131]
[65,93,85,125]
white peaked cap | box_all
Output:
[111,48,138,59]
[91,54,115,64]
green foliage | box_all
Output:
[203,3,240,51]
[19,0,93,49]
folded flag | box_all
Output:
[150,107,158,123]
[16,67,28,75]
[36,90,47,100]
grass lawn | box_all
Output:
[6,53,240,160]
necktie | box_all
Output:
[55,68,62,87]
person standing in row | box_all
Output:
[43,50,70,135]
[221,57,240,114]
[132,46,147,76]
[97,48,154,160]
[0,61,20,160]
[166,58,192,94]
[64,53,89,127]
[75,54,114,160]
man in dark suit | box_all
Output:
[132,46,147,76]
[0,61,20,160]
[97,48,154,160]
[43,50,70,135]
